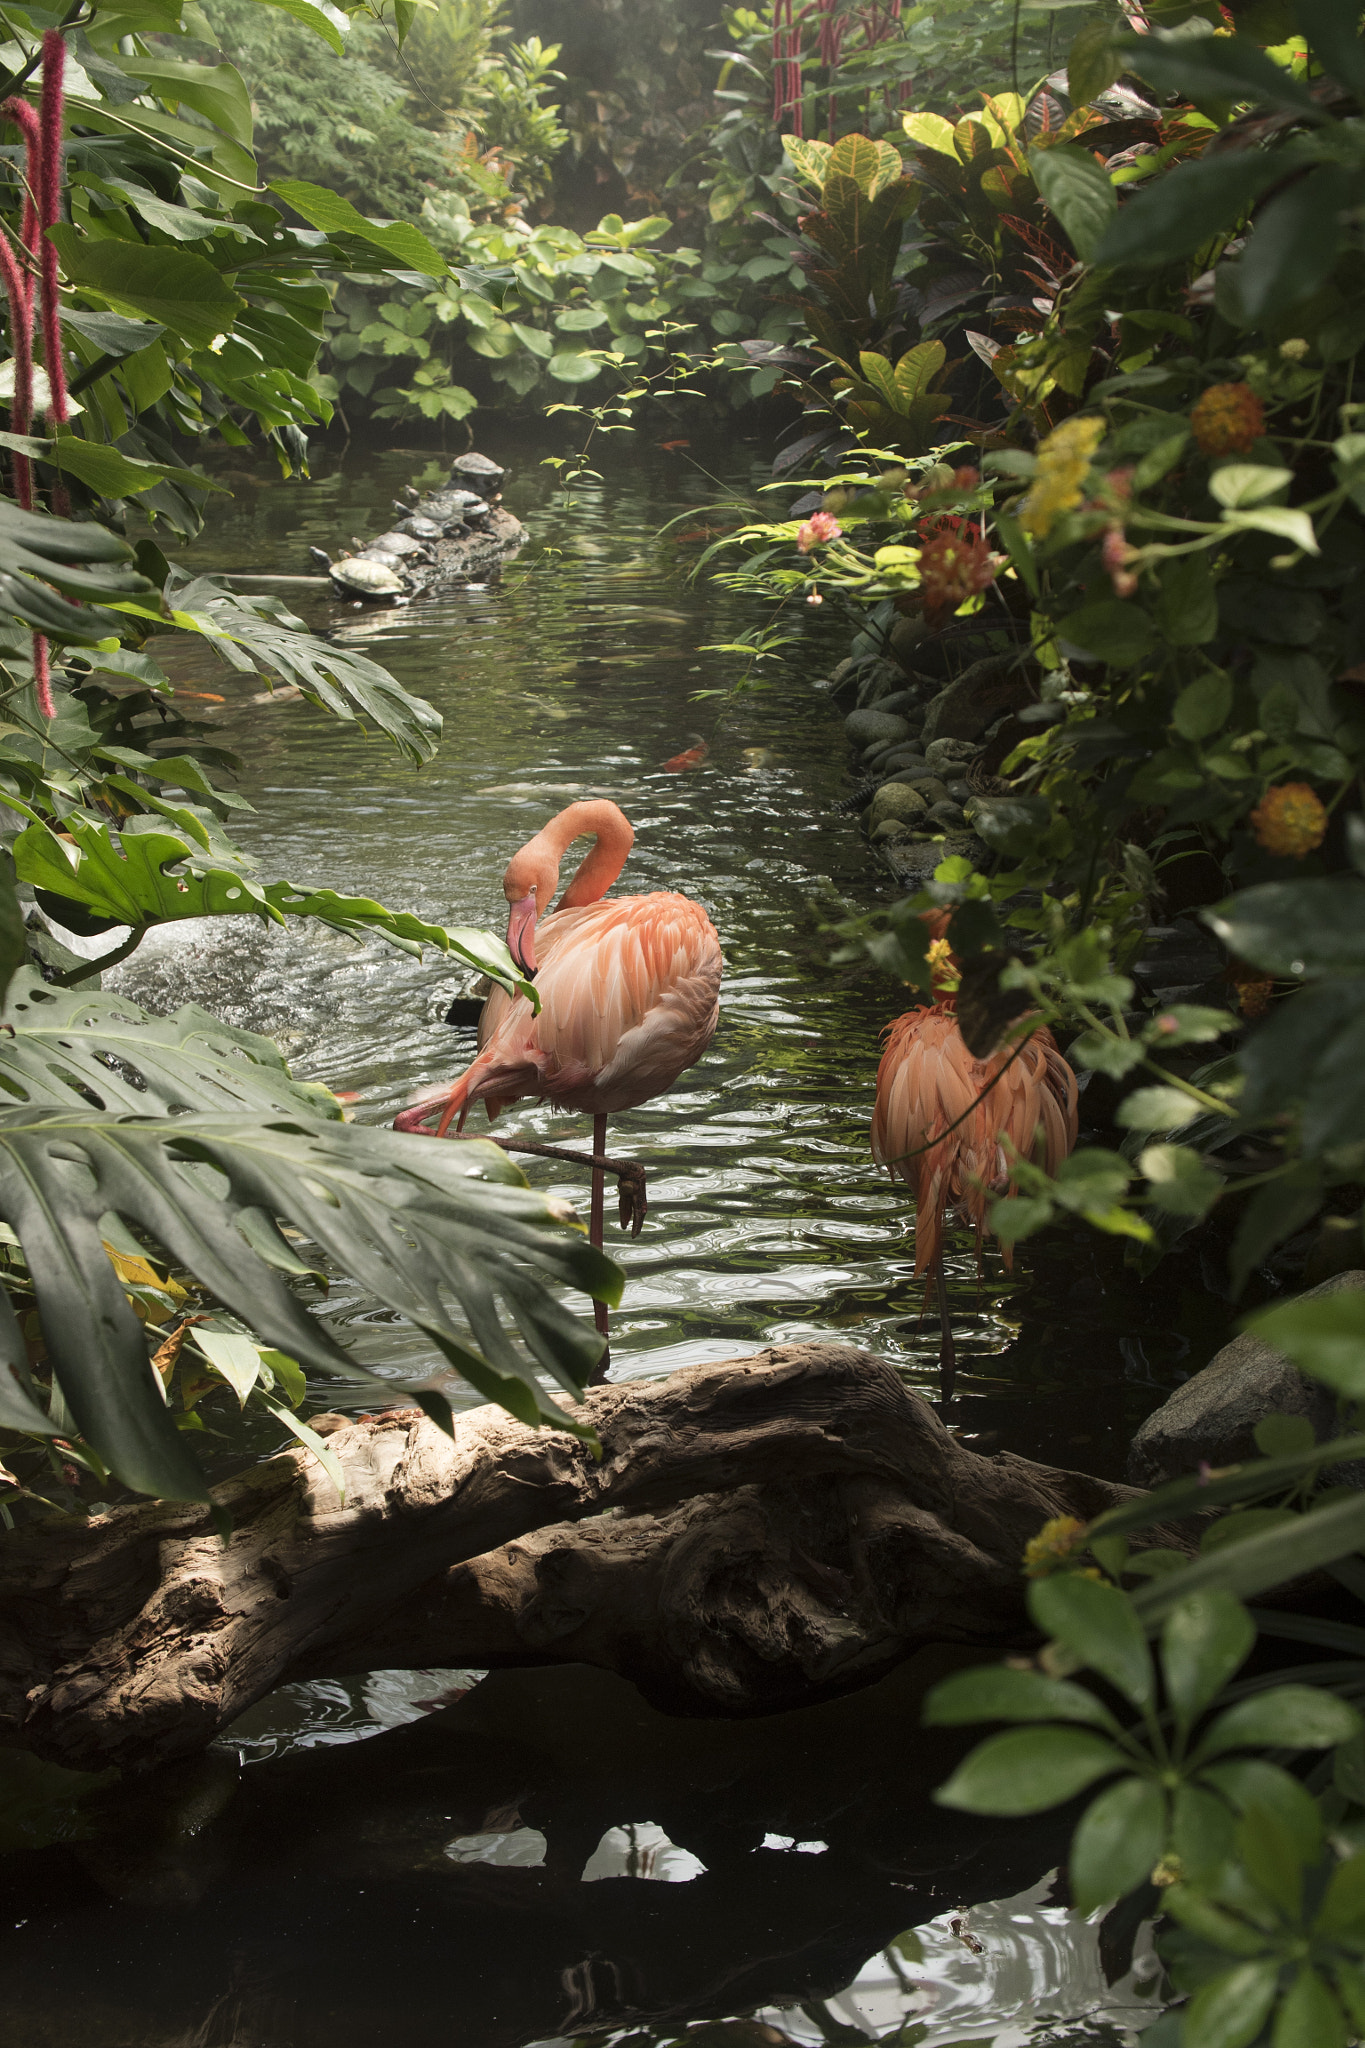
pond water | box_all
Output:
[0,427,1202,2044]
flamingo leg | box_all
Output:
[933,1248,956,1410]
[590,1112,610,1375]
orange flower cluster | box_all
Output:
[918,517,997,627]
[1190,381,1265,457]
[1249,781,1328,858]
[1228,962,1275,1018]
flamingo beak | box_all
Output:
[506,892,537,977]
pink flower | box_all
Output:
[797,511,842,553]
[1102,525,1138,599]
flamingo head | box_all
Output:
[505,890,538,975]
[500,801,635,977]
[502,839,557,977]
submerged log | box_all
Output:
[0,1343,1157,1774]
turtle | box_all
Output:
[415,489,489,531]
[396,515,444,542]
[318,552,406,601]
[366,529,432,560]
[450,451,506,493]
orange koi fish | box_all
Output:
[661,740,709,772]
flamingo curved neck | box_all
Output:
[540,800,634,909]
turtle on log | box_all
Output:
[316,453,526,603]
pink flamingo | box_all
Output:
[395,800,723,1342]
[872,920,1077,1406]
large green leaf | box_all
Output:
[923,1663,1120,1730]
[0,496,154,605]
[0,971,339,1120]
[1162,1591,1255,1730]
[1093,151,1285,271]
[0,429,223,503]
[269,179,447,278]
[0,1108,621,1498]
[1134,1494,1365,1622]
[253,0,345,53]
[1029,144,1117,263]
[1069,1775,1165,1913]
[1305,0,1365,99]
[166,577,443,763]
[47,232,245,350]
[933,1725,1123,1814]
[1204,879,1365,977]
[1245,1291,1365,1400]
[115,56,255,146]
[1120,30,1319,116]
[11,813,537,997]
[1030,1571,1155,1709]
[0,495,155,646]
[1194,1686,1361,1761]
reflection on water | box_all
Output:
[0,1657,1163,2047]
[0,431,1196,2045]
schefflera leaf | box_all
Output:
[0,1109,621,1501]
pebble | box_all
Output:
[845,709,909,749]
[869,783,928,831]
[886,772,950,807]
[924,736,980,777]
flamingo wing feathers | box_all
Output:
[402,892,722,1132]
[872,1004,1078,1275]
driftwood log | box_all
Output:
[0,1343,1157,1775]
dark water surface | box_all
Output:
[0,430,1193,2044]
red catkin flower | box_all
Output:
[1,36,70,717]
[38,31,68,431]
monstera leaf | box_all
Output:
[166,575,442,763]
[0,1107,621,1499]
[0,496,156,647]
[12,811,536,998]
[0,972,341,1119]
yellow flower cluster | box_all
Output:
[1018,415,1105,537]
[1022,1513,1095,1579]
[1249,781,1328,858]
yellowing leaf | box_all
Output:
[903,111,957,157]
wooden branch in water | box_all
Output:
[0,1344,1163,1775]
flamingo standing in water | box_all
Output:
[872,921,1077,1407]
[395,800,723,1348]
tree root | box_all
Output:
[0,1343,1165,1774]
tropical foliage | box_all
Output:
[0,0,620,1514]
[704,5,1365,2039]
